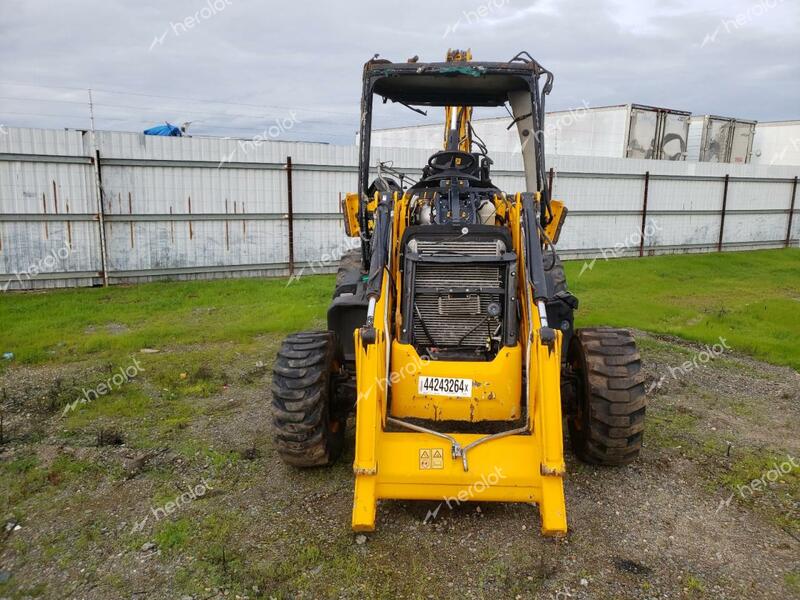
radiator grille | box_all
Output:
[414,239,504,256]
[415,264,502,289]
[414,292,501,347]
[438,294,480,316]
[408,235,508,349]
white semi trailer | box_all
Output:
[686,115,757,163]
[369,103,691,161]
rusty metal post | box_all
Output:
[87,89,109,287]
[91,148,110,286]
[639,171,650,257]
[718,174,729,252]
[786,176,798,248]
[547,167,554,197]
[286,156,295,275]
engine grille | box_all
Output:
[415,264,502,289]
[414,291,501,347]
[413,239,505,256]
[406,234,510,350]
[438,294,480,316]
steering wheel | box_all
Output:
[427,151,477,173]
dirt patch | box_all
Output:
[0,332,798,599]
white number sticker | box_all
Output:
[417,376,473,398]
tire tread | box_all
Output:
[568,327,646,466]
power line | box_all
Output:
[0,95,358,128]
[0,110,355,138]
[0,80,357,118]
[2,109,92,121]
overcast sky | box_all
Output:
[0,0,797,144]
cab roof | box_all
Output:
[364,59,547,107]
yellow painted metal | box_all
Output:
[389,341,522,422]
[493,193,509,225]
[391,192,411,336]
[352,270,390,531]
[342,192,361,237]
[349,54,568,531]
[350,187,568,536]
[443,49,473,152]
[368,193,380,212]
[544,199,567,245]
[352,325,567,534]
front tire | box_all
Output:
[271,331,345,467]
[564,328,646,465]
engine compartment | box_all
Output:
[399,225,518,361]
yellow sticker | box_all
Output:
[419,449,431,470]
[431,448,444,469]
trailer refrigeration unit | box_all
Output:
[686,115,757,163]
[369,103,691,161]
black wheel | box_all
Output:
[271,331,345,467]
[564,328,646,465]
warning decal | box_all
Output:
[419,449,431,470]
[419,448,445,470]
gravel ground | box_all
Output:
[0,331,798,599]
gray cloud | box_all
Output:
[0,0,797,144]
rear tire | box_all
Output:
[565,328,646,465]
[271,331,345,467]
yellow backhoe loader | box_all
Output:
[271,50,646,535]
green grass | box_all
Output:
[786,571,800,596]
[0,249,797,369]
[154,517,193,552]
[0,276,332,365]
[645,404,701,450]
[715,451,800,533]
[565,248,800,369]
[0,248,796,599]
[0,452,101,515]
[685,574,706,594]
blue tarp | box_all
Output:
[143,123,182,136]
